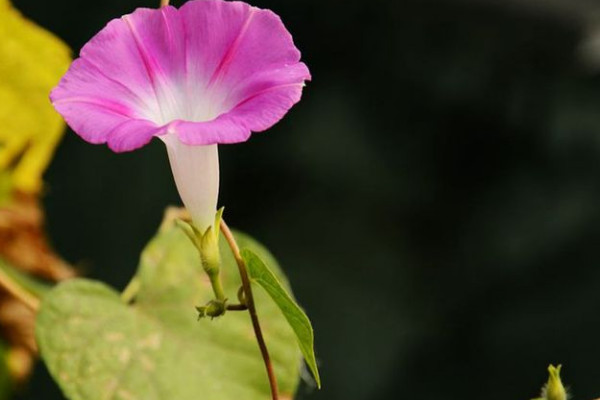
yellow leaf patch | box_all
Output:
[0,0,71,193]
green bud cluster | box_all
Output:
[177,208,227,318]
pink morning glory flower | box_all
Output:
[51,0,310,231]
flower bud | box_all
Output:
[539,364,567,400]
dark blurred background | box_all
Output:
[11,0,600,398]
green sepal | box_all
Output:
[175,211,224,301]
[175,211,222,277]
[214,207,224,240]
[174,219,199,246]
[241,248,321,388]
[199,207,224,274]
[199,225,220,276]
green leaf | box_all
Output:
[241,248,321,388]
[35,223,302,400]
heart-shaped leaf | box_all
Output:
[36,222,302,400]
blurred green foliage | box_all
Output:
[0,342,12,400]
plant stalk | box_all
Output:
[0,267,39,312]
[220,220,279,400]
[226,303,248,311]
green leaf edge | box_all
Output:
[240,248,321,388]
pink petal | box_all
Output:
[107,119,162,152]
[175,71,309,145]
[51,0,310,152]
[52,96,133,145]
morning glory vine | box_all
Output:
[48,0,312,399]
[0,1,593,400]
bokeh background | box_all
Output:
[11,0,600,398]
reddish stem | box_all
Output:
[220,220,279,400]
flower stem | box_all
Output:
[208,273,226,302]
[0,266,39,312]
[226,303,248,311]
[220,220,279,400]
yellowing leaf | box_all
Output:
[36,223,303,400]
[0,0,70,193]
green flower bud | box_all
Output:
[534,364,567,400]
[175,208,224,277]
[176,208,227,311]
[196,299,227,320]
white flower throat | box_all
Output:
[161,134,219,232]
